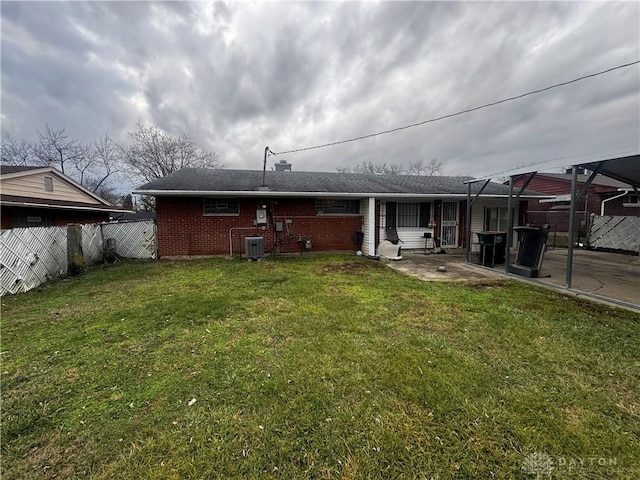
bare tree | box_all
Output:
[1,134,35,166]
[408,157,442,176]
[122,122,221,183]
[338,161,402,175]
[32,125,90,175]
[86,134,122,193]
[4,126,121,201]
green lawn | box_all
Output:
[2,255,639,479]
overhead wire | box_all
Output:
[270,60,640,156]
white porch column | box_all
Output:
[367,197,376,256]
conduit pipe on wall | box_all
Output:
[601,190,628,216]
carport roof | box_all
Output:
[466,151,640,188]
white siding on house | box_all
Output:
[378,200,434,250]
[1,172,102,204]
[469,199,519,249]
[360,198,371,255]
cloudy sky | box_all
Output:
[1,1,639,185]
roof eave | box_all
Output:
[1,199,133,214]
[133,189,547,199]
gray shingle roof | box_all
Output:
[135,168,543,197]
[0,165,46,175]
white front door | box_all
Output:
[441,201,459,247]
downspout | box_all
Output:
[600,190,628,216]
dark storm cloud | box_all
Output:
[1,1,638,183]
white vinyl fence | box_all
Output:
[588,215,640,253]
[0,226,68,296]
[1,220,156,296]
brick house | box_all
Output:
[511,170,640,237]
[1,166,129,228]
[134,167,543,258]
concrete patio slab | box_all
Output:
[384,248,639,309]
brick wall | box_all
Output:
[156,196,364,257]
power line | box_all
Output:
[271,60,640,156]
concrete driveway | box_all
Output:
[538,248,639,306]
[384,248,639,309]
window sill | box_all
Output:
[316,213,362,216]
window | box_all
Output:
[203,198,239,215]
[390,202,431,228]
[623,194,639,206]
[397,203,418,227]
[44,176,53,192]
[485,206,510,231]
[316,199,360,215]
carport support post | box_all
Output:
[566,165,578,288]
[465,182,472,263]
[505,176,514,274]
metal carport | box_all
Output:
[464,151,640,308]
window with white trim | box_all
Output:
[623,194,639,206]
[203,198,239,215]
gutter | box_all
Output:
[132,189,548,200]
[600,190,629,216]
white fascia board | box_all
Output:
[133,189,546,199]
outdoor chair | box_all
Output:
[386,226,404,245]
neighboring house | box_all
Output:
[133,167,544,258]
[1,166,128,229]
[511,169,640,236]
[111,210,156,222]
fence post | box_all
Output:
[67,224,84,275]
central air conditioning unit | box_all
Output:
[245,236,264,261]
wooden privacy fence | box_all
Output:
[0,220,156,296]
[588,215,640,253]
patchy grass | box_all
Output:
[2,255,639,479]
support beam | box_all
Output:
[505,176,514,274]
[513,172,537,201]
[576,162,603,200]
[465,179,491,263]
[566,166,578,288]
[466,182,472,262]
